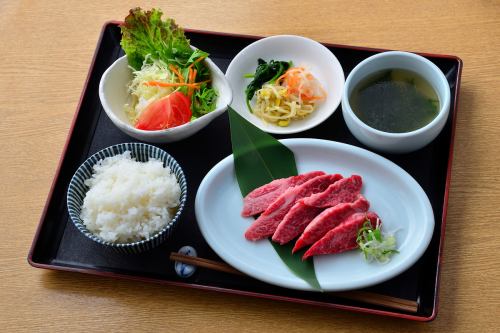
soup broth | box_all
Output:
[349,69,439,133]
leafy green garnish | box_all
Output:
[192,83,218,119]
[119,7,216,118]
[244,59,291,112]
[120,8,198,70]
[356,220,398,263]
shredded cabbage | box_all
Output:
[356,219,399,264]
[125,58,176,123]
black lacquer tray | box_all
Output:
[29,22,462,321]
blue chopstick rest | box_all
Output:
[174,246,197,278]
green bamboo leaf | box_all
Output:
[270,241,321,290]
[228,107,321,290]
[228,108,297,196]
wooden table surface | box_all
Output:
[1,0,499,331]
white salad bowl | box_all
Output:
[225,35,345,134]
[342,51,451,154]
[99,55,232,143]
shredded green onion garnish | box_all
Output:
[356,219,398,263]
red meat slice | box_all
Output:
[241,171,325,217]
[272,184,366,246]
[271,201,323,245]
[302,175,363,208]
[244,174,342,241]
[293,195,369,252]
[303,212,379,260]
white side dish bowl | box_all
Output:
[226,35,345,134]
[342,51,451,154]
[99,54,232,143]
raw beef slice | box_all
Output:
[241,171,325,217]
[273,180,366,246]
[271,201,323,245]
[302,175,363,208]
[303,212,379,260]
[293,195,369,252]
[244,174,342,241]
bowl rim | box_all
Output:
[66,142,187,248]
[225,34,345,135]
[342,51,451,138]
[98,54,232,138]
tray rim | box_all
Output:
[27,20,463,322]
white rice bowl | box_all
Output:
[80,151,181,243]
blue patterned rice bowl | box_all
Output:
[67,142,187,254]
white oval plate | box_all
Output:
[225,35,345,134]
[195,139,434,291]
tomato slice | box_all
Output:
[135,92,192,131]
[174,91,192,121]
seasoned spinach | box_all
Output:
[245,59,291,109]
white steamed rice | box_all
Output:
[80,151,181,243]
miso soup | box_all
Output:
[349,69,439,133]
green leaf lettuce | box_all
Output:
[120,7,202,70]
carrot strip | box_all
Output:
[169,64,184,83]
[144,79,211,89]
[144,81,201,88]
[276,72,288,84]
[187,68,194,98]
[188,56,207,70]
[194,79,211,85]
[187,68,198,99]
[301,95,325,101]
